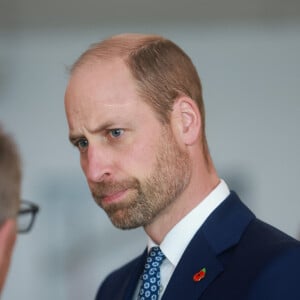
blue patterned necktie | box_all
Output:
[138,247,166,300]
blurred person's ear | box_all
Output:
[0,219,17,294]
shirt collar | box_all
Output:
[147,179,230,267]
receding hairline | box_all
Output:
[70,33,168,73]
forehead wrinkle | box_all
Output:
[102,101,132,108]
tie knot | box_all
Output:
[146,247,165,267]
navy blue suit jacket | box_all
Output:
[96,192,300,299]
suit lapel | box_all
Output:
[162,192,255,300]
[162,230,223,300]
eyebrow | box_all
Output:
[68,121,116,144]
[68,133,84,144]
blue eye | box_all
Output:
[76,138,88,152]
[109,129,124,138]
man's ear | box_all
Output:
[171,96,201,145]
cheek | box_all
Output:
[123,142,158,177]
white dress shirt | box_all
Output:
[134,179,230,299]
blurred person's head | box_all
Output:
[0,124,21,293]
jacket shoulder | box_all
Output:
[203,217,300,300]
[242,218,300,258]
[244,219,300,299]
[217,218,300,299]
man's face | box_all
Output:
[65,59,191,229]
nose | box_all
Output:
[81,144,113,183]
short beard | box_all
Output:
[91,128,191,229]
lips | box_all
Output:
[91,178,139,207]
[98,189,128,205]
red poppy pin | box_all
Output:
[193,267,206,282]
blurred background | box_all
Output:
[0,0,299,299]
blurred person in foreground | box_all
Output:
[0,125,39,295]
[0,125,21,293]
[64,33,300,300]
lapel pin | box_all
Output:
[193,267,206,282]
